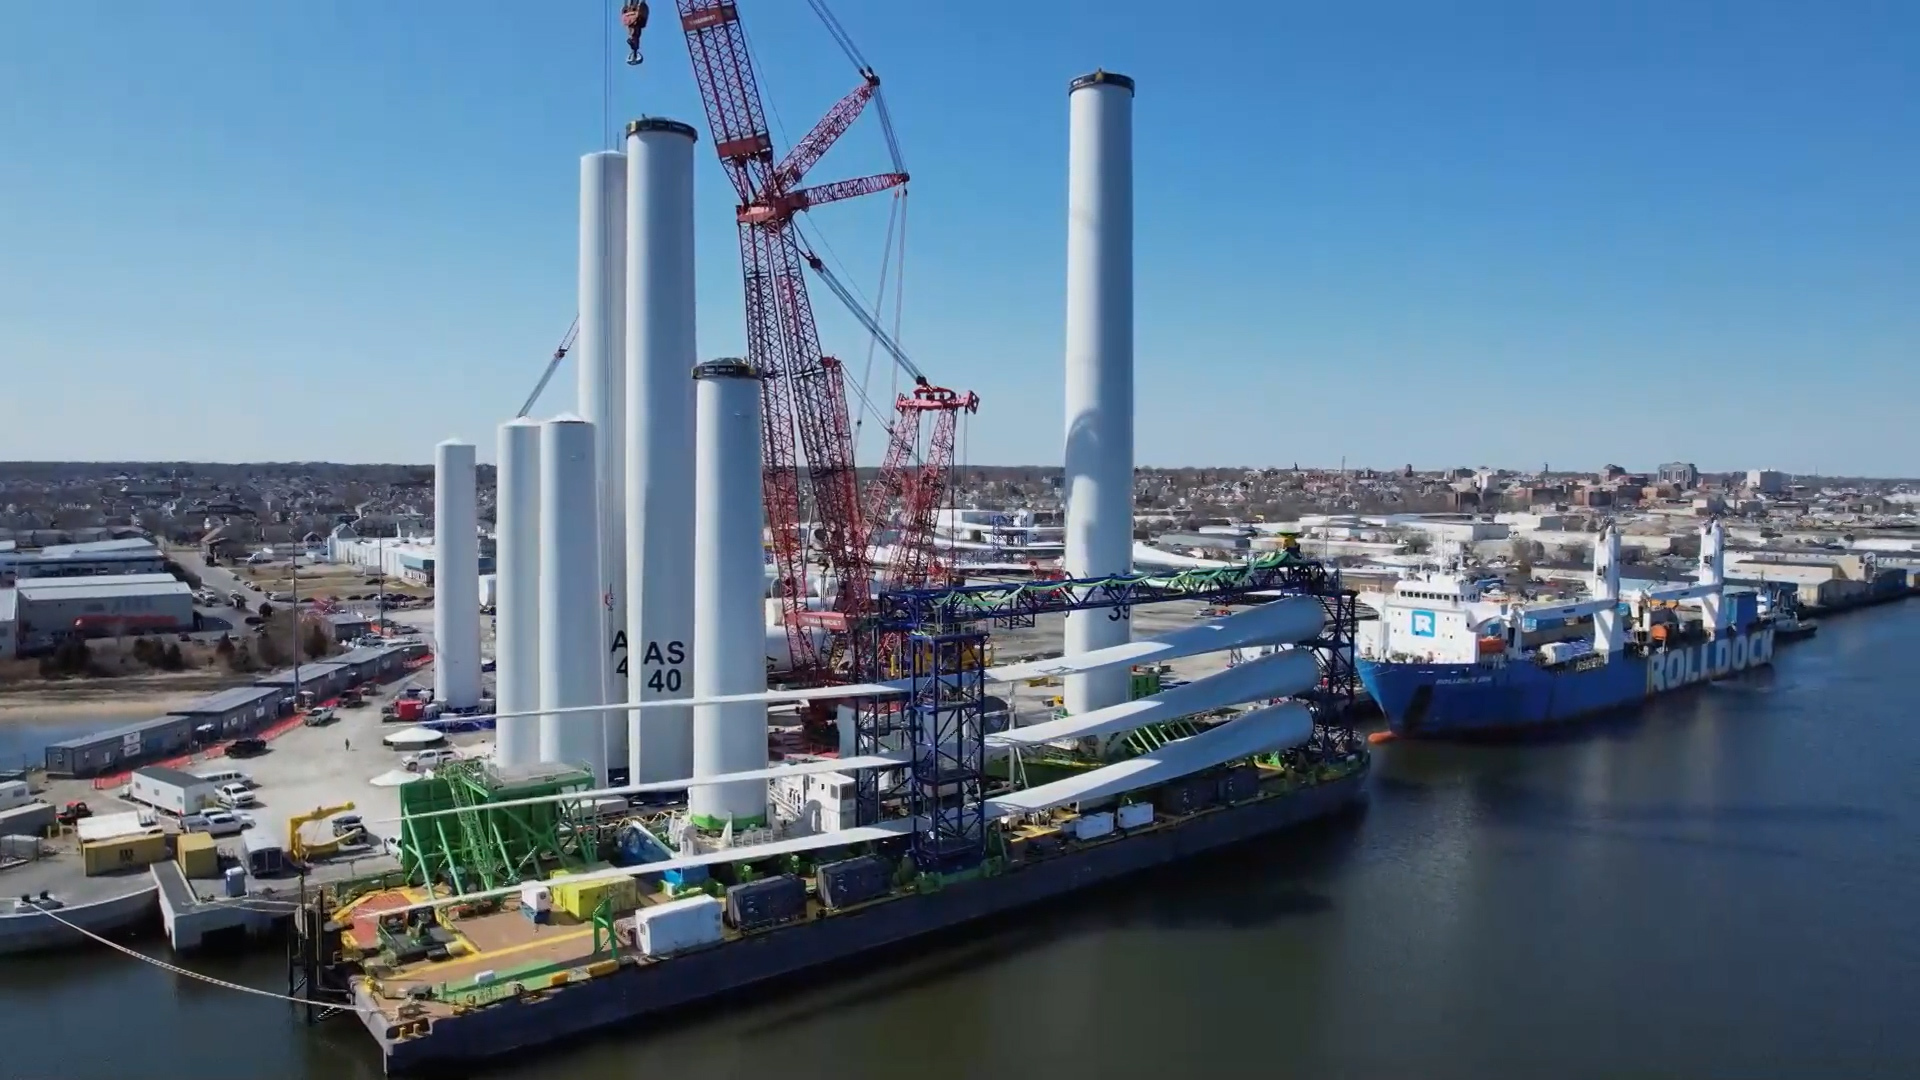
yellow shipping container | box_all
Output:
[82,831,168,877]
[176,832,220,878]
[550,874,636,921]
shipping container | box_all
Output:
[82,831,167,876]
[1216,764,1261,804]
[725,875,808,931]
[0,802,55,838]
[1070,812,1115,842]
[1154,777,1216,817]
[551,872,636,921]
[631,894,724,958]
[815,855,891,909]
[176,831,220,878]
[1116,802,1155,830]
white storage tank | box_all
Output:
[1116,802,1154,830]
[1071,811,1116,842]
[631,894,724,958]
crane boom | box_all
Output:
[676,0,907,676]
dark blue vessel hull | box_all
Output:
[1360,627,1776,737]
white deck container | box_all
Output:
[631,894,724,958]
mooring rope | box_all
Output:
[26,905,378,1013]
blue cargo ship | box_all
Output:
[1358,520,1776,737]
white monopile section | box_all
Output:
[1592,521,1624,653]
[1698,518,1728,633]
[538,415,608,781]
[690,360,770,830]
[579,149,629,769]
[1062,70,1136,715]
[433,439,481,710]
[493,418,543,768]
[624,118,700,785]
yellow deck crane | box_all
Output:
[287,802,359,864]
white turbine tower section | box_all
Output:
[493,419,543,767]
[432,438,481,710]
[690,360,770,830]
[1698,518,1728,633]
[1592,520,1624,653]
[538,415,608,781]
[1062,70,1135,716]
[623,118,699,785]
[579,149,629,769]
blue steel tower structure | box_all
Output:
[853,552,1360,872]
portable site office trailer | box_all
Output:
[167,685,285,738]
[253,661,348,703]
[0,780,31,813]
[44,714,195,778]
[127,765,217,817]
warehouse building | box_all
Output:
[254,660,350,702]
[1155,531,1251,553]
[44,714,198,778]
[0,538,167,580]
[325,531,492,587]
[13,576,195,652]
[167,685,287,738]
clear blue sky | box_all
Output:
[1,1,1913,475]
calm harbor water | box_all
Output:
[3,601,1916,1080]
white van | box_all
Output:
[196,767,253,789]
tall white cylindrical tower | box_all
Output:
[624,118,700,785]
[1062,70,1136,715]
[433,438,481,710]
[1592,520,1624,654]
[493,418,543,768]
[690,359,769,830]
[579,149,629,770]
[537,414,608,781]
[1698,518,1728,633]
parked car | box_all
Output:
[227,737,269,758]
[215,783,256,809]
[403,748,458,772]
[183,809,252,837]
[303,707,338,726]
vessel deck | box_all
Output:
[354,758,1367,1051]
